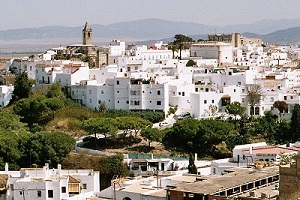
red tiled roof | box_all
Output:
[243,147,296,155]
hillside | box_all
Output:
[2,18,300,52]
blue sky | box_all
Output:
[1,0,300,30]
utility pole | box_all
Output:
[156,169,159,190]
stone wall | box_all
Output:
[279,155,300,200]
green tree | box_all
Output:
[276,119,291,144]
[83,118,118,147]
[290,104,300,142]
[46,82,65,98]
[186,59,197,67]
[187,153,197,174]
[12,72,34,101]
[29,54,35,60]
[83,55,95,68]
[45,97,65,120]
[163,118,235,157]
[172,34,194,60]
[26,131,75,167]
[273,101,288,120]
[226,101,246,120]
[0,109,28,131]
[13,95,65,129]
[140,127,162,147]
[55,51,66,60]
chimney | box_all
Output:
[249,146,253,154]
[194,153,198,161]
[43,165,49,179]
[57,164,62,176]
[52,169,55,180]
[5,163,8,173]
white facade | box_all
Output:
[190,42,233,64]
[2,164,100,200]
[0,85,14,108]
[71,77,169,115]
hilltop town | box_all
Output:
[1,22,300,200]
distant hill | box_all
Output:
[2,18,300,52]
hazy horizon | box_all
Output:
[1,0,300,30]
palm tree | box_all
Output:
[246,84,262,117]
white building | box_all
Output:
[71,77,169,115]
[190,42,233,65]
[0,85,14,108]
[1,163,100,200]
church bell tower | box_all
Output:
[82,21,92,45]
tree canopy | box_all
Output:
[12,72,34,101]
[13,95,65,130]
[140,127,163,147]
[291,104,300,142]
[226,101,246,119]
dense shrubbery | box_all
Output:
[103,109,164,123]
[0,130,75,170]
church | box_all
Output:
[65,22,108,68]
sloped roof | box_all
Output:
[83,21,91,30]
[68,175,81,183]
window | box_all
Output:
[90,99,92,103]
[157,101,161,105]
[204,100,207,104]
[212,100,214,103]
[117,101,119,103]
[126,101,129,104]
[82,184,87,189]
[20,191,23,195]
[117,91,119,93]
[234,89,236,92]
[182,92,185,96]
[116,80,119,85]
[284,96,287,100]
[178,92,181,95]
[242,89,245,93]
[61,187,66,193]
[157,90,161,95]
[37,190,41,197]
[48,190,53,198]
[270,97,274,102]
[89,90,91,94]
